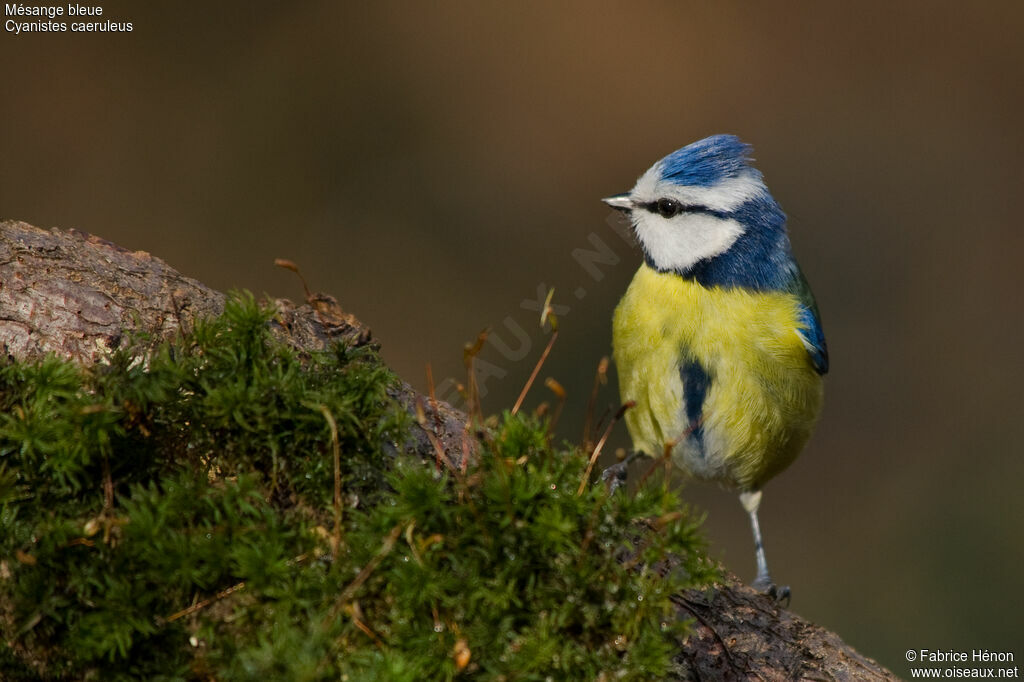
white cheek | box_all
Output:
[632,213,744,272]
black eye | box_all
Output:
[655,198,683,218]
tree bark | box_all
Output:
[0,219,895,681]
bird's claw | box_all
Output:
[767,583,791,607]
[601,459,630,494]
[752,576,791,606]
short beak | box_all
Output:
[601,193,634,212]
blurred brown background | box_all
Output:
[3,1,1023,670]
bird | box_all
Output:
[603,134,828,599]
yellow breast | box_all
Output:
[612,265,823,491]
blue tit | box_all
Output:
[604,134,828,598]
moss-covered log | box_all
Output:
[0,219,894,680]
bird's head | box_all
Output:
[604,135,792,288]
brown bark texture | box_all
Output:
[0,219,895,681]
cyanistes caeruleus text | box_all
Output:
[604,135,828,598]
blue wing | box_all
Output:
[787,264,829,375]
[796,305,829,375]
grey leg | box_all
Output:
[739,490,790,604]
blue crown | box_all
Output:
[658,134,755,188]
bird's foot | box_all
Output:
[752,576,791,606]
[601,459,630,494]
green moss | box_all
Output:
[0,293,715,680]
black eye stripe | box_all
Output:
[640,200,725,219]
